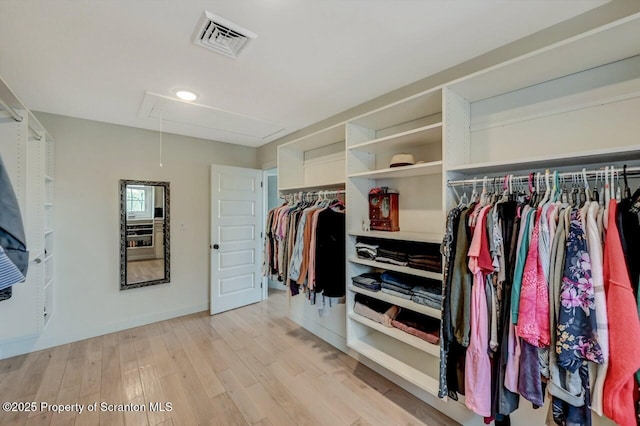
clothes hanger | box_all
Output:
[458,182,469,208]
[592,170,600,204]
[604,166,610,202]
[615,169,622,202]
[471,177,479,203]
[539,169,551,206]
[580,168,590,206]
[480,176,489,206]
[624,165,632,200]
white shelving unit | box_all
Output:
[273,12,640,424]
[345,87,446,398]
[0,75,55,339]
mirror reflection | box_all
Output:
[120,180,170,290]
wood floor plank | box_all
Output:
[165,349,218,424]
[171,322,225,398]
[100,333,125,426]
[207,392,248,426]
[60,341,87,391]
[134,332,171,426]
[217,369,264,424]
[158,373,198,426]
[50,384,81,426]
[75,391,100,426]
[29,344,71,418]
[237,353,318,426]
[119,335,144,402]
[79,337,103,398]
[122,395,150,426]
[23,411,52,425]
[147,333,175,378]
[243,382,296,426]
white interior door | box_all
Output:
[210,164,263,315]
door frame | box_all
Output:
[261,168,277,300]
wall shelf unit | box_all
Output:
[348,230,443,244]
[0,75,55,341]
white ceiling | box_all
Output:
[0,0,606,147]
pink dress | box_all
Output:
[465,205,493,417]
[516,209,550,347]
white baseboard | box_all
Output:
[0,303,209,360]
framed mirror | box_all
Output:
[120,180,170,290]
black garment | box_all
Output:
[0,287,11,301]
[314,208,345,297]
[494,201,520,416]
[616,198,640,296]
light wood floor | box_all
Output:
[126,259,165,284]
[0,290,458,426]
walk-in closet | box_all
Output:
[1,2,640,425]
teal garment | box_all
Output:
[511,207,535,324]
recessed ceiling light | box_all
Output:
[175,90,198,101]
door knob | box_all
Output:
[212,244,220,250]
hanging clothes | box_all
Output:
[0,154,29,301]
[440,170,640,426]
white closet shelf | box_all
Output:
[348,335,440,396]
[349,161,442,179]
[278,123,346,152]
[349,89,442,131]
[349,257,442,280]
[349,230,443,244]
[349,285,441,319]
[348,312,440,357]
[447,12,640,102]
[446,144,640,175]
[278,182,345,193]
[348,123,442,154]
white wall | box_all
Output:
[0,113,258,358]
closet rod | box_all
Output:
[279,189,346,199]
[0,97,23,122]
[447,165,640,187]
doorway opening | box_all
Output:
[263,168,287,298]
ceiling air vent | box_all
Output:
[193,11,257,59]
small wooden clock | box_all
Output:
[369,190,399,231]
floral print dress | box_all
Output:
[552,209,603,426]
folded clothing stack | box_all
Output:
[410,283,442,309]
[355,242,378,260]
[391,309,440,344]
[407,253,441,272]
[351,272,382,292]
[376,247,408,266]
[353,294,399,327]
[380,271,414,300]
